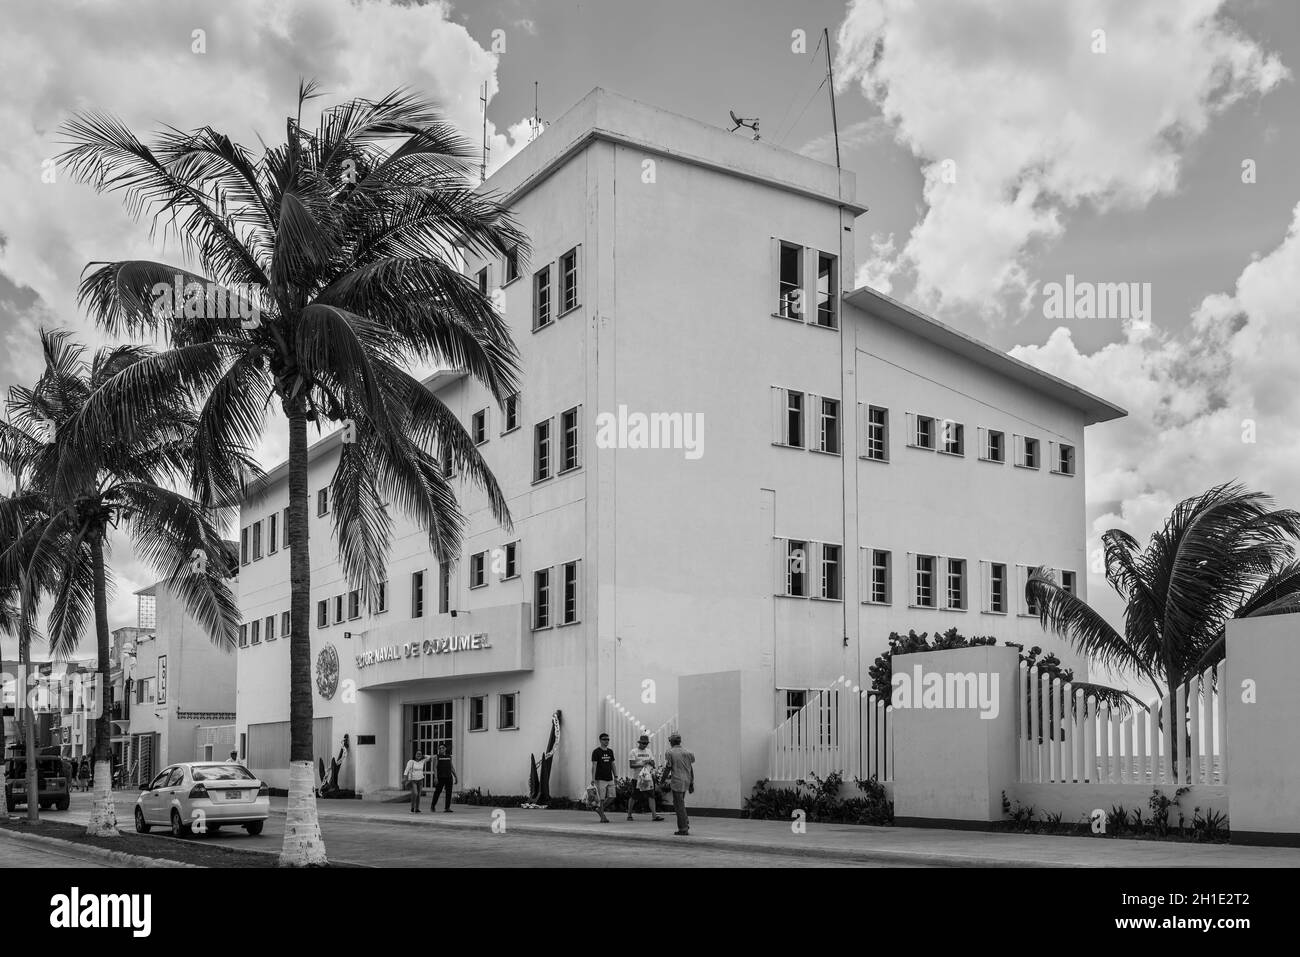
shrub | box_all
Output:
[742,774,893,825]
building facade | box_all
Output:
[234,89,1124,802]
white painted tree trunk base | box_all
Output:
[279,760,328,866]
[85,760,119,836]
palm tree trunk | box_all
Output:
[19,565,39,824]
[85,537,118,836]
[279,404,327,866]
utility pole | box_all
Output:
[480,82,490,184]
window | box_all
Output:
[940,420,964,456]
[251,619,261,645]
[946,559,966,610]
[476,266,488,297]
[504,248,519,284]
[1017,436,1040,469]
[251,521,263,560]
[1061,570,1077,596]
[820,545,841,600]
[981,429,1006,463]
[333,595,345,625]
[502,541,519,581]
[785,390,805,448]
[816,253,837,328]
[469,695,487,732]
[533,266,551,330]
[777,241,803,319]
[864,406,889,462]
[987,562,1008,614]
[347,590,360,620]
[280,611,291,636]
[470,552,486,589]
[317,488,330,516]
[503,393,520,433]
[283,507,291,548]
[561,406,581,471]
[1054,443,1076,476]
[411,571,425,618]
[317,600,328,628]
[534,419,552,481]
[268,513,278,554]
[1020,565,1043,617]
[786,539,808,598]
[239,624,248,648]
[533,568,551,629]
[377,581,388,613]
[909,414,936,450]
[913,554,936,608]
[868,549,892,604]
[560,248,579,313]
[471,409,488,445]
[439,563,451,615]
[785,689,807,721]
[264,615,276,641]
[498,693,518,730]
[562,560,580,624]
[817,398,840,454]
[240,528,249,566]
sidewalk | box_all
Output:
[0,829,109,868]
[272,798,1300,867]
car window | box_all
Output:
[165,767,185,788]
[147,770,171,790]
[192,765,256,781]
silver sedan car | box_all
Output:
[134,762,270,837]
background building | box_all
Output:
[235,89,1123,803]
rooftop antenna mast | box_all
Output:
[480,81,490,184]
[728,110,760,141]
[529,81,545,142]
[823,26,841,169]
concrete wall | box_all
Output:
[891,645,1021,825]
[677,670,770,811]
[1227,615,1300,845]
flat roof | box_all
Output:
[844,285,1127,425]
[481,87,868,217]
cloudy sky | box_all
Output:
[1,0,1297,681]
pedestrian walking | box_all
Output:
[78,757,90,792]
[428,745,458,812]
[626,734,665,822]
[403,750,429,813]
[589,732,616,823]
[662,732,695,835]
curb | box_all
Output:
[266,807,1089,867]
[0,826,197,868]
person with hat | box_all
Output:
[590,732,616,823]
[626,733,665,822]
[662,732,696,835]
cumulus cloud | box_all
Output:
[835,0,1289,318]
[0,0,526,635]
[1011,201,1300,620]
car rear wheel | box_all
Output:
[170,808,191,838]
[55,797,69,811]
[134,807,151,833]
[244,821,264,836]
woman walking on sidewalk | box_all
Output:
[404,750,429,813]
[428,745,458,812]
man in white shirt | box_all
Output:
[626,734,665,822]
[404,750,429,813]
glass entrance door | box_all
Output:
[407,701,453,786]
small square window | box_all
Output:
[252,521,263,561]
[534,420,552,482]
[983,430,1006,463]
[411,571,425,618]
[912,415,936,450]
[250,619,261,645]
[471,409,488,445]
[914,555,936,608]
[503,393,520,434]
[281,610,291,636]
[941,420,964,456]
[1056,443,1076,476]
[865,406,889,462]
[560,406,581,472]
[333,595,345,625]
[317,488,330,516]
[316,600,328,628]
[377,581,388,614]
[348,590,360,620]
[533,267,552,330]
[476,266,488,297]
[470,552,487,589]
[239,624,248,648]
[502,541,519,581]
[533,568,551,629]
[562,560,580,624]
[560,248,579,313]
[264,614,276,641]
[505,248,520,284]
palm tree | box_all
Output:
[1027,482,1300,771]
[60,83,523,864]
[0,581,42,824]
[0,330,244,835]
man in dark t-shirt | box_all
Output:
[590,733,616,823]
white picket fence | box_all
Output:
[770,676,893,782]
[1018,662,1226,786]
[601,695,677,776]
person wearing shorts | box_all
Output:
[590,732,616,823]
